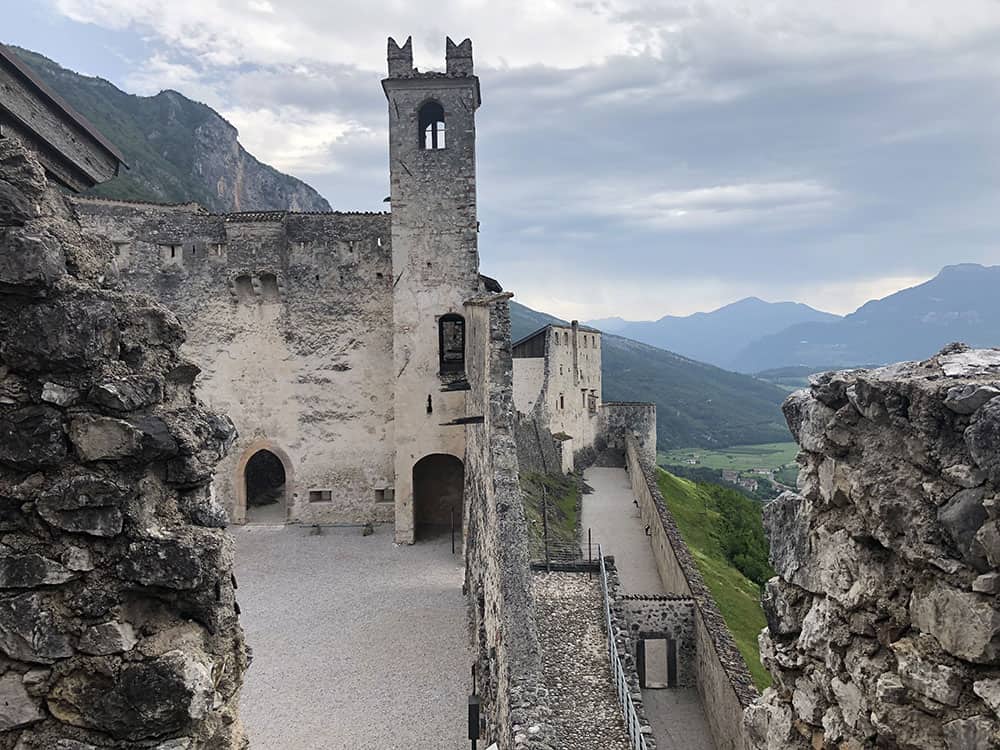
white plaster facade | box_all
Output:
[513,322,603,470]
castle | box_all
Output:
[69,37,647,545]
[2,34,999,750]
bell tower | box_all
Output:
[383,37,482,544]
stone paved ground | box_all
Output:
[582,467,717,750]
[233,524,470,750]
[532,571,631,750]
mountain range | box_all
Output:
[8,46,330,213]
[587,264,1000,373]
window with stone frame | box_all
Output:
[418,100,446,150]
[439,314,465,373]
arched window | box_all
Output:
[439,313,465,373]
[419,100,446,150]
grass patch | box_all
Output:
[655,468,772,690]
[521,471,581,553]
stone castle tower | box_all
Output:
[383,37,483,543]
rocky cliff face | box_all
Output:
[0,137,247,747]
[10,47,331,213]
[746,345,1000,749]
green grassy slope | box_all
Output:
[655,468,771,690]
[510,301,791,449]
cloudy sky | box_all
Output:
[6,1,1000,320]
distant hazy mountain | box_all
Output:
[511,302,789,449]
[585,297,840,369]
[8,46,330,212]
[730,264,1000,372]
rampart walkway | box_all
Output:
[581,467,717,750]
[234,525,470,749]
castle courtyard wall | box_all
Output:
[73,199,396,525]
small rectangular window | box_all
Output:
[375,488,394,504]
[308,490,332,503]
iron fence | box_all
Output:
[598,545,650,750]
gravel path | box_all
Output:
[233,524,470,750]
[532,571,631,750]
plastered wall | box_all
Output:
[74,199,397,525]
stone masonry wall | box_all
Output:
[619,595,697,689]
[463,293,555,750]
[602,402,657,465]
[73,198,395,525]
[745,346,1000,749]
[0,139,246,746]
[626,436,758,750]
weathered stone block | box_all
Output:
[2,299,119,372]
[0,405,66,469]
[40,382,80,407]
[910,581,1000,664]
[89,375,164,412]
[37,474,128,537]
[78,620,137,655]
[942,716,997,749]
[938,487,989,569]
[966,397,1000,484]
[892,636,964,706]
[0,672,42,730]
[117,538,205,590]
[0,229,65,295]
[0,593,73,663]
[0,552,76,588]
[69,415,142,462]
[47,651,213,741]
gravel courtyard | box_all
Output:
[233,525,471,750]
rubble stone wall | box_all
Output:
[72,198,395,525]
[602,402,657,465]
[626,437,758,750]
[746,347,1000,749]
[619,595,697,689]
[0,139,246,746]
[463,293,555,750]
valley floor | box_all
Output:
[233,524,470,749]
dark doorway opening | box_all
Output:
[637,637,678,689]
[245,449,287,523]
[413,454,464,540]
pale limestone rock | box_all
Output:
[0,673,42,730]
[77,621,138,656]
[892,636,964,706]
[910,582,1000,664]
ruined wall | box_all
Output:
[626,437,758,750]
[463,293,555,750]
[0,138,245,746]
[602,402,657,464]
[619,595,697,689]
[514,413,563,477]
[746,347,1000,749]
[73,198,395,525]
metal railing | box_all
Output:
[598,545,651,750]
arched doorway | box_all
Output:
[244,449,287,523]
[413,454,464,540]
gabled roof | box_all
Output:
[511,322,602,350]
[0,45,126,166]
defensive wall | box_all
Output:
[463,292,555,749]
[746,347,1000,749]
[625,435,759,750]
